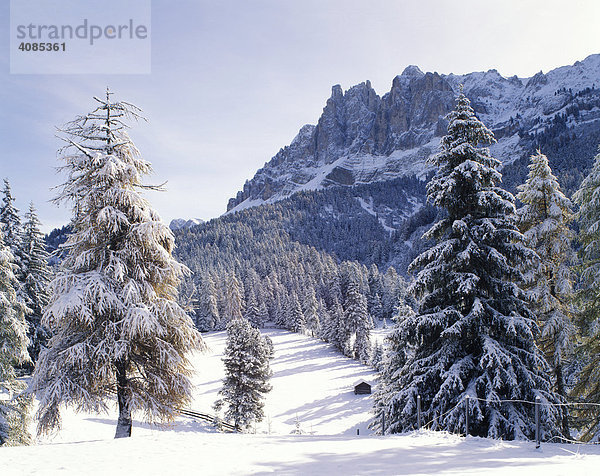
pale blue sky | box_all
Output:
[1,0,599,231]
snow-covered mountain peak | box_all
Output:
[330,84,343,100]
[169,218,204,231]
[291,124,316,146]
[401,65,425,78]
[227,55,600,214]
[526,71,547,88]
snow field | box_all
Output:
[192,329,377,436]
[2,330,600,475]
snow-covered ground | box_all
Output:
[6,430,600,476]
[2,330,600,475]
[191,329,377,436]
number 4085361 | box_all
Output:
[18,42,66,52]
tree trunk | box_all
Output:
[115,360,132,438]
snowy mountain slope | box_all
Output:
[227,54,600,214]
[173,175,429,277]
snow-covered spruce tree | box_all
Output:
[370,293,383,322]
[382,92,561,439]
[0,180,24,287]
[367,264,384,321]
[516,150,576,436]
[31,91,203,439]
[274,291,287,328]
[0,229,31,446]
[244,287,262,328]
[0,180,22,254]
[382,267,404,320]
[214,318,273,431]
[315,298,330,341]
[572,149,600,441]
[344,280,372,363]
[196,274,220,331]
[220,272,244,329]
[257,301,270,327]
[20,203,53,364]
[303,288,320,337]
[372,303,414,435]
[323,298,346,352]
[288,293,306,334]
[370,342,383,371]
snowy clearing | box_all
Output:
[2,330,600,475]
[5,430,600,476]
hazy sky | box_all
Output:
[1,0,599,231]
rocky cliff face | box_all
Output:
[227,55,600,213]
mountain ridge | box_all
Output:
[226,54,600,214]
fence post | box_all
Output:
[417,395,422,430]
[535,396,541,448]
[465,395,469,437]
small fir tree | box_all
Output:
[273,292,287,328]
[214,318,273,431]
[370,341,384,371]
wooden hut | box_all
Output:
[353,380,372,395]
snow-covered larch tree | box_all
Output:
[381,91,562,439]
[214,318,273,431]
[0,229,31,446]
[31,90,203,439]
[572,148,600,441]
[516,150,576,436]
[20,203,53,364]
